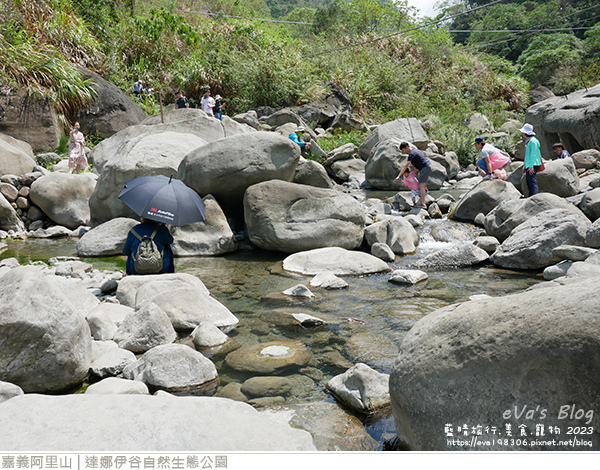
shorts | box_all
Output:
[418,165,432,183]
[411,189,420,199]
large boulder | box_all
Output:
[449,180,522,223]
[579,188,600,222]
[364,217,419,255]
[519,157,580,197]
[484,193,588,242]
[293,159,334,188]
[0,267,92,392]
[328,158,366,182]
[122,343,218,394]
[76,217,139,256]
[571,149,600,170]
[491,209,590,269]
[525,83,600,158]
[116,273,238,332]
[0,134,36,175]
[413,243,489,269]
[178,132,300,214]
[244,180,365,253]
[282,247,390,275]
[365,138,446,190]
[75,68,147,138]
[0,394,316,450]
[29,173,97,229]
[170,195,237,256]
[89,129,207,224]
[389,276,600,451]
[429,152,460,180]
[358,118,429,160]
[0,88,61,152]
[0,193,25,232]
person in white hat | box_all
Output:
[288,126,312,153]
[213,94,224,120]
[520,123,542,196]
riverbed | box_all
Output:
[0,191,543,449]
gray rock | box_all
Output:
[586,218,600,248]
[113,302,177,354]
[29,173,96,229]
[326,363,390,413]
[85,377,149,395]
[484,192,587,242]
[552,245,596,262]
[0,131,38,172]
[46,275,100,316]
[283,247,390,276]
[86,307,117,341]
[0,267,92,392]
[415,244,489,269]
[0,394,316,450]
[244,180,365,253]
[364,217,419,255]
[565,261,600,278]
[491,209,590,270]
[358,118,429,160]
[388,269,428,285]
[571,149,600,170]
[389,275,600,450]
[89,348,137,378]
[579,188,600,221]
[323,143,358,166]
[0,182,18,202]
[429,151,460,179]
[283,284,314,298]
[123,344,218,394]
[449,180,522,223]
[473,236,500,254]
[130,277,238,332]
[90,340,118,362]
[543,261,573,280]
[191,322,229,348]
[0,381,24,404]
[241,376,293,398]
[371,242,396,262]
[89,129,207,224]
[76,217,139,257]
[309,271,349,289]
[0,193,24,232]
[519,157,580,197]
[178,132,299,214]
[293,159,334,188]
[328,158,366,181]
[88,303,134,328]
[225,340,312,374]
[170,195,237,256]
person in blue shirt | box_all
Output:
[123,218,175,275]
[289,126,311,153]
[394,142,432,209]
[553,143,571,159]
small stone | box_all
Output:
[283,284,314,298]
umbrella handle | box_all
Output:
[169,175,173,184]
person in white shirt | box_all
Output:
[201,90,215,116]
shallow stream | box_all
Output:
[0,190,543,449]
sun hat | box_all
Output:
[519,123,535,135]
[175,90,183,95]
[297,126,306,132]
[475,136,484,144]
[215,94,221,100]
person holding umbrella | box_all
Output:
[123,218,174,275]
[118,174,206,275]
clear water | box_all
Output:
[0,191,543,449]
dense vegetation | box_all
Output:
[1,0,599,163]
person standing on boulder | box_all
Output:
[394,142,431,209]
[174,90,189,109]
[201,90,215,116]
[521,123,542,197]
[68,122,88,174]
[214,94,224,120]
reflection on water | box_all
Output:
[0,209,542,448]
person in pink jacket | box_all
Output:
[475,136,511,180]
[395,169,420,206]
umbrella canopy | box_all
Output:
[118,175,205,226]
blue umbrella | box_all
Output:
[118,175,205,226]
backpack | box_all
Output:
[131,226,164,274]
